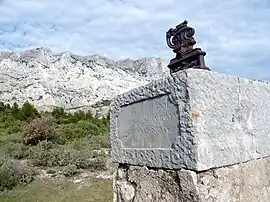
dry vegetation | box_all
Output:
[0,101,112,201]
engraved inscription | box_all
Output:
[118,94,180,148]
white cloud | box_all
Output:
[0,0,270,80]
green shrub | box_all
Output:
[18,101,39,121]
[11,102,19,119]
[59,121,99,140]
[88,156,107,171]
[59,123,86,141]
[0,133,22,146]
[0,101,110,163]
[69,138,87,150]
[59,123,109,150]
[1,115,17,129]
[92,131,110,148]
[6,120,24,134]
[0,159,37,191]
[59,120,108,142]
[5,143,29,159]
[0,101,4,111]
[23,115,59,145]
[51,107,65,120]
[61,164,77,177]
[0,101,39,122]
[28,141,106,170]
[5,103,11,110]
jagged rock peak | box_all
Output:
[0,48,169,77]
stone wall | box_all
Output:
[113,157,270,202]
[110,69,270,201]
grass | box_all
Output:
[0,178,113,202]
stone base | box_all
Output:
[113,156,270,202]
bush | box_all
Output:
[89,156,107,171]
[28,141,106,170]
[0,133,22,146]
[6,120,24,134]
[69,138,87,150]
[5,143,29,159]
[0,159,37,190]
[88,131,110,149]
[61,164,77,177]
[17,101,39,121]
[59,120,101,141]
[51,107,65,120]
[23,115,60,145]
[0,101,4,111]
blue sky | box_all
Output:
[0,0,270,80]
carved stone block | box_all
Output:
[110,69,270,171]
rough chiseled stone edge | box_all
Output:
[110,70,198,170]
[185,70,270,171]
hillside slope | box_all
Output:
[0,48,169,115]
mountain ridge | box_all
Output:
[0,47,169,116]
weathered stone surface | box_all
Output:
[110,69,270,171]
[115,181,136,202]
[114,165,186,202]
[118,94,179,148]
[113,157,270,202]
[0,47,169,113]
[197,157,270,202]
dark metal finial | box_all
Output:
[166,20,210,74]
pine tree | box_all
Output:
[11,102,19,119]
[19,101,39,121]
[0,102,4,111]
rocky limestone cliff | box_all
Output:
[0,47,169,116]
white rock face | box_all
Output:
[0,47,169,112]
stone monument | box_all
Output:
[110,21,270,202]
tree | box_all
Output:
[19,101,39,121]
[52,107,65,119]
[11,102,19,119]
[5,103,11,110]
[0,102,4,111]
